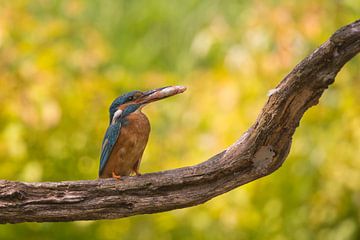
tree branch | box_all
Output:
[1,20,360,224]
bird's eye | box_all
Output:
[127,96,134,101]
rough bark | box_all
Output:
[1,20,360,224]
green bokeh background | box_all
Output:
[1,1,360,239]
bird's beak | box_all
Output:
[137,86,187,105]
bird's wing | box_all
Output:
[99,121,122,176]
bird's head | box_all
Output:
[109,86,186,124]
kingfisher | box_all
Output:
[99,86,186,179]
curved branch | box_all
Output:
[1,20,360,224]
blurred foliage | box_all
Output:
[0,0,360,239]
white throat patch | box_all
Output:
[112,109,123,124]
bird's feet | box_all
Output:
[112,171,121,180]
[133,169,142,176]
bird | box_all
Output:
[99,86,186,179]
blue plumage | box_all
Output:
[98,86,186,178]
[99,121,122,175]
[99,100,142,176]
[109,91,142,123]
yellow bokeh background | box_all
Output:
[0,1,359,239]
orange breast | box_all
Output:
[100,111,150,178]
